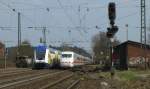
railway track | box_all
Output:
[67,79,80,89]
[0,70,67,89]
[0,69,33,78]
[0,70,59,85]
[40,73,80,89]
[0,68,18,71]
[39,73,74,89]
[0,67,89,89]
[0,68,32,74]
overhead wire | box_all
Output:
[57,0,88,37]
[99,11,139,30]
[0,0,36,25]
[56,0,88,46]
[55,0,143,47]
[0,0,148,48]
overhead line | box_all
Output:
[0,0,36,25]
[99,11,139,28]
[56,0,86,43]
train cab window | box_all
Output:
[36,52,45,60]
[62,54,72,58]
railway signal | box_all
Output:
[106,2,118,38]
[106,2,118,77]
[108,2,116,26]
[107,26,118,38]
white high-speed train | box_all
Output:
[60,51,92,67]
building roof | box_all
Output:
[116,40,150,49]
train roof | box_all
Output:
[61,51,74,54]
[61,51,90,58]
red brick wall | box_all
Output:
[128,44,150,67]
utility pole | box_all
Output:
[18,12,21,47]
[17,12,21,56]
[140,0,147,69]
[141,0,146,44]
[4,46,7,69]
[0,28,14,69]
[3,41,13,69]
[78,5,81,28]
[125,24,128,41]
[4,44,8,69]
[43,27,47,47]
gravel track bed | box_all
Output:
[10,70,73,89]
[0,70,59,86]
[0,68,17,71]
[0,68,31,74]
[0,70,35,78]
[78,79,103,89]
[48,74,79,89]
[0,70,45,81]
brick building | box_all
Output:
[114,40,150,70]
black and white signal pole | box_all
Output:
[106,2,118,78]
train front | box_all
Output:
[60,52,74,68]
[33,45,47,69]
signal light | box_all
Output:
[106,26,118,38]
[108,2,116,25]
[107,28,113,38]
[112,26,118,33]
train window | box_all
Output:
[62,54,72,58]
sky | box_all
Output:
[0,0,149,53]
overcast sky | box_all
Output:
[0,0,149,52]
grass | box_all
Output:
[99,71,111,79]
[116,70,137,81]
[98,70,140,81]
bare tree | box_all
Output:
[19,40,34,57]
[92,32,120,64]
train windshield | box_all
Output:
[62,54,72,58]
[35,45,46,60]
[36,52,45,60]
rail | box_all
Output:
[67,79,80,89]
[0,69,32,77]
[0,68,32,74]
[0,70,66,89]
[39,73,74,89]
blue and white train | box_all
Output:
[33,45,61,69]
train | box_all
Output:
[33,45,61,69]
[60,51,92,68]
[33,45,92,69]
